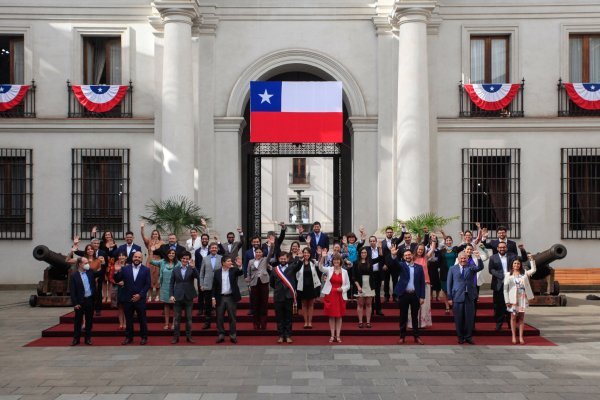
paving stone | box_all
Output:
[257,386,292,394]
[291,372,323,380]
[163,395,202,400]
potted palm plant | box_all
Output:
[140,196,210,237]
[386,212,459,242]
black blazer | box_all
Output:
[381,237,401,267]
[114,264,152,303]
[212,266,244,306]
[69,269,97,306]
[169,265,199,301]
[352,260,376,290]
[488,250,526,292]
[483,239,518,255]
[365,246,384,271]
[270,262,303,302]
[158,243,187,260]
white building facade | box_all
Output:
[0,0,599,284]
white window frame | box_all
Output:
[461,24,520,84]
[0,25,33,83]
[560,24,600,82]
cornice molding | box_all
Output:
[214,117,246,135]
[347,117,379,133]
[153,0,199,26]
[391,1,437,26]
[437,117,600,133]
[0,118,154,134]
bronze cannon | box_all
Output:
[30,245,74,307]
[528,244,568,306]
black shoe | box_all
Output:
[70,339,80,346]
[458,338,465,344]
[392,296,398,302]
[465,338,475,345]
[216,336,225,344]
[95,311,101,317]
[197,311,204,316]
[383,297,390,303]
[495,323,502,332]
[414,336,424,345]
[140,338,148,345]
[84,339,93,345]
[247,311,253,316]
[202,323,210,330]
[230,337,237,344]
[171,337,179,344]
[186,337,195,343]
[121,338,132,345]
[375,312,384,316]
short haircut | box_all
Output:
[125,231,134,236]
[313,221,321,227]
[117,251,127,257]
[385,226,394,231]
[497,226,507,232]
[279,251,288,258]
[227,232,235,237]
[221,256,231,265]
[209,242,219,248]
[251,235,261,242]
[181,251,192,259]
[201,233,210,240]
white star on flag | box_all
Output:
[0,87,4,93]
[98,87,104,92]
[592,85,596,90]
[259,89,273,104]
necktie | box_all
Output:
[461,267,465,279]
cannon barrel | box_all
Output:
[532,244,567,266]
[32,245,72,280]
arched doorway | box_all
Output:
[241,71,352,240]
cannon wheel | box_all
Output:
[29,295,38,307]
[560,295,567,307]
[552,281,560,296]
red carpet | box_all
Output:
[25,296,555,347]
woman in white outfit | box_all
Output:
[503,254,536,345]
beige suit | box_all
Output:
[503,261,536,305]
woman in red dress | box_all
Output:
[318,250,350,343]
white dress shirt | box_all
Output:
[221,269,232,295]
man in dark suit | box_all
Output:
[262,223,286,262]
[447,250,484,344]
[397,231,418,256]
[270,251,303,343]
[157,233,186,260]
[194,233,211,316]
[212,256,244,343]
[488,241,527,331]
[218,228,244,258]
[366,236,385,316]
[391,246,426,345]
[199,243,222,329]
[482,225,519,255]
[73,238,107,316]
[114,231,143,264]
[69,257,97,346]
[298,221,329,258]
[169,251,198,343]
[114,251,151,345]
[382,226,401,303]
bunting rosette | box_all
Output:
[463,83,520,111]
[563,83,600,110]
[0,85,30,112]
[71,85,128,113]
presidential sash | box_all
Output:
[275,265,297,315]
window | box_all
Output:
[83,36,121,84]
[0,35,24,83]
[0,149,32,239]
[569,34,600,82]
[561,148,600,239]
[289,197,309,224]
[462,148,521,238]
[72,149,130,240]
[292,158,308,184]
[470,35,510,83]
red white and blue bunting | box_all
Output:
[463,83,520,111]
[563,83,600,110]
[0,85,30,112]
[71,85,128,113]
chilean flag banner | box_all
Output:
[463,83,520,111]
[0,85,30,112]
[250,81,343,143]
[71,85,128,113]
[563,83,600,110]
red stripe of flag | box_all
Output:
[250,112,343,143]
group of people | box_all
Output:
[67,220,538,346]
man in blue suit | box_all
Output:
[391,246,426,345]
[447,250,484,344]
[298,221,329,258]
[114,251,151,345]
[114,231,142,264]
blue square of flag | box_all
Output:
[250,81,281,112]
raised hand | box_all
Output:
[342,235,348,245]
[237,227,242,233]
[321,247,328,258]
[527,253,533,261]
[235,256,243,268]
[305,234,311,244]
[201,218,207,227]
[297,225,304,235]
[518,243,525,250]
[390,244,398,257]
[140,221,144,228]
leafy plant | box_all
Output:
[140,196,210,237]
[385,212,459,241]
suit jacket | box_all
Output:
[397,242,418,258]
[299,230,329,257]
[69,269,97,306]
[169,265,199,301]
[212,266,244,306]
[503,262,537,304]
[483,239,518,255]
[393,260,426,299]
[446,259,484,303]
[199,254,222,290]
[366,246,385,273]
[157,243,187,260]
[113,264,152,303]
[262,227,286,261]
[270,262,303,302]
[219,237,244,259]
[381,237,401,267]
[488,253,519,292]
[115,243,142,264]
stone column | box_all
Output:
[393,1,436,218]
[155,1,198,201]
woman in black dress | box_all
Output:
[295,247,321,329]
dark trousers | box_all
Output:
[202,291,213,324]
[492,289,508,327]
[94,278,103,312]
[173,299,194,338]
[73,296,94,341]
[398,292,421,338]
[197,288,206,314]
[372,270,383,312]
[384,268,399,300]
[216,295,238,338]
[453,294,475,341]
[473,286,480,331]
[123,301,148,339]
[251,281,269,329]
[274,298,293,338]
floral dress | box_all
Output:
[513,275,529,312]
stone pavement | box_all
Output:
[1,290,599,400]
